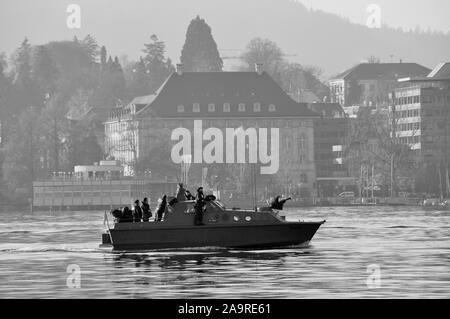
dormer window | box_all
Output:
[223,103,230,112]
[253,103,261,112]
[268,104,276,112]
[238,103,246,112]
[193,103,200,112]
[208,103,215,112]
[177,105,185,113]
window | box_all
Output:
[253,103,261,112]
[238,103,246,112]
[269,104,276,112]
[233,215,240,222]
[298,134,307,163]
[223,103,230,112]
[177,105,185,113]
[208,103,215,112]
[407,96,412,104]
[245,216,252,222]
[193,103,200,112]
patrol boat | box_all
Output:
[100,199,325,251]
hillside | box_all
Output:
[2,0,449,78]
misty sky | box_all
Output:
[298,0,450,32]
[0,0,449,68]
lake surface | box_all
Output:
[0,206,449,298]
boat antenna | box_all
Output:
[252,163,257,212]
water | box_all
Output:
[0,207,449,298]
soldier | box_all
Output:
[194,187,205,226]
[155,195,167,222]
[141,197,152,222]
[176,183,187,202]
[270,195,292,210]
[133,200,143,222]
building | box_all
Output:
[391,63,450,157]
[389,62,450,196]
[308,103,355,196]
[105,65,320,198]
[32,160,177,210]
[330,62,431,108]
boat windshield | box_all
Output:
[211,200,226,210]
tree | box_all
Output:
[31,45,59,99]
[143,34,174,93]
[241,38,328,100]
[136,143,179,179]
[11,38,39,112]
[279,63,329,101]
[345,108,417,198]
[92,54,128,106]
[81,34,99,63]
[127,57,151,97]
[2,107,43,198]
[180,16,223,72]
[100,46,107,70]
[240,38,284,81]
[0,53,13,147]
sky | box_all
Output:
[298,0,450,32]
[0,0,449,67]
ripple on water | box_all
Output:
[0,207,449,298]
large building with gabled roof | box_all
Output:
[104,65,320,199]
[329,62,431,108]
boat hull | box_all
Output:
[104,222,325,250]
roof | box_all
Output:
[130,95,157,105]
[66,104,111,122]
[398,62,450,83]
[124,94,157,114]
[427,62,450,79]
[137,71,319,118]
[331,63,431,81]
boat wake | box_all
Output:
[0,244,100,254]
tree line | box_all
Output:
[0,16,329,202]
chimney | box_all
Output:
[255,63,263,75]
[176,63,183,75]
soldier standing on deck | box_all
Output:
[141,197,152,222]
[194,187,205,226]
[133,200,143,222]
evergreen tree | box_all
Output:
[92,55,127,107]
[180,16,223,72]
[12,38,33,87]
[81,34,99,63]
[142,34,174,93]
[100,46,107,70]
[2,106,43,198]
[31,45,58,99]
[11,38,39,112]
[128,57,151,97]
[0,53,12,147]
